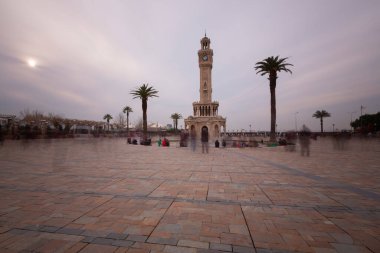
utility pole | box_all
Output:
[348,111,356,132]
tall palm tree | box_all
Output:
[313,110,331,133]
[171,113,182,132]
[130,84,159,140]
[103,114,113,131]
[255,56,293,142]
[123,106,133,136]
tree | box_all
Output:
[20,109,44,124]
[48,113,63,131]
[103,114,113,131]
[123,106,133,136]
[351,112,380,133]
[130,84,159,140]
[312,110,331,133]
[171,113,182,132]
[134,118,143,131]
[255,56,293,142]
[114,113,125,129]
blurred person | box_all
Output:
[299,125,311,156]
[164,137,170,147]
[201,127,209,153]
[0,125,4,145]
[285,131,296,152]
[157,137,162,147]
[190,128,196,152]
[333,131,350,150]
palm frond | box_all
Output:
[255,56,293,77]
[130,83,159,100]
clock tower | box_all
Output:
[198,36,213,103]
[185,34,226,141]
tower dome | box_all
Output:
[200,35,211,50]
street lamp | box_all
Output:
[295,112,299,132]
[333,124,335,133]
[348,111,356,132]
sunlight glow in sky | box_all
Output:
[0,0,379,132]
[27,58,37,68]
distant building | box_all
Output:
[0,114,16,126]
[185,35,226,140]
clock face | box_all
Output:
[202,55,208,61]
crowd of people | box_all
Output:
[126,124,361,157]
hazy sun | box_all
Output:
[27,58,37,68]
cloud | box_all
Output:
[0,0,379,131]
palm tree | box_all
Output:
[123,106,133,136]
[313,110,331,133]
[103,114,113,131]
[255,56,293,142]
[171,113,182,132]
[130,84,159,140]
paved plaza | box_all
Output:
[0,138,379,253]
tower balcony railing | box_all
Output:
[192,101,219,105]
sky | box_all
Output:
[1,0,379,132]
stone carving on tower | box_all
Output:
[185,34,226,140]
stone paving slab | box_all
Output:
[148,201,252,248]
[0,138,379,252]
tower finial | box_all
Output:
[205,29,207,37]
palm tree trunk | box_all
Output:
[142,99,147,140]
[127,112,129,136]
[320,117,323,133]
[269,72,277,142]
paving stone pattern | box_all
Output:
[0,138,379,252]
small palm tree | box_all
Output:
[171,113,182,132]
[130,84,159,140]
[123,106,133,135]
[313,110,331,133]
[103,114,113,131]
[255,56,293,142]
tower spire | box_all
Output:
[205,29,207,37]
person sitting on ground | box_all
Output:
[157,138,162,147]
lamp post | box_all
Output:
[333,124,335,133]
[295,112,299,132]
[348,111,356,132]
